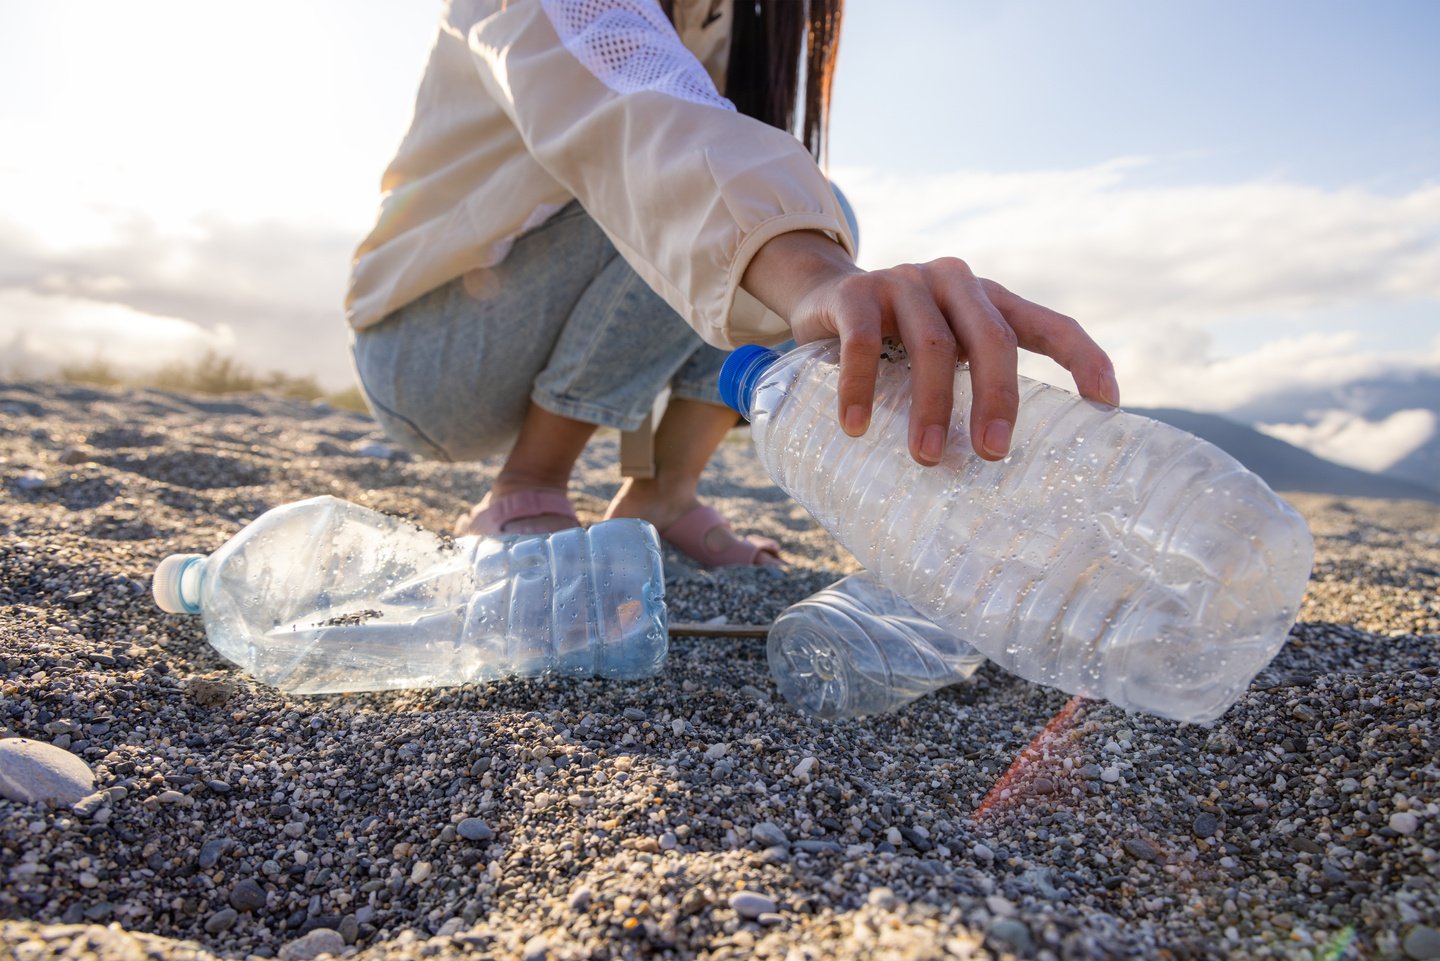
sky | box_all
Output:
[1,1,1437,472]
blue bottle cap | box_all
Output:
[718,345,781,420]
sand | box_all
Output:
[1,380,1437,961]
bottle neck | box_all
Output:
[177,556,205,614]
[718,345,781,421]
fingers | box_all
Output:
[888,274,958,464]
[929,261,1019,460]
[981,279,1120,406]
[791,257,1117,468]
[833,294,883,437]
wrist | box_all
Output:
[741,230,859,321]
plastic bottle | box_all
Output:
[151,496,668,693]
[721,340,1313,724]
[769,571,986,720]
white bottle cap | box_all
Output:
[153,554,206,614]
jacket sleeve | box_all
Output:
[464,0,856,348]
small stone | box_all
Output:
[14,470,45,490]
[972,842,994,861]
[985,895,1016,917]
[1123,837,1163,863]
[568,886,593,911]
[671,719,686,736]
[205,908,239,934]
[1390,811,1420,835]
[71,791,107,818]
[458,818,494,842]
[1192,812,1219,838]
[623,707,647,722]
[229,878,268,912]
[58,446,90,465]
[867,887,897,910]
[1101,766,1121,783]
[278,927,345,961]
[522,933,550,961]
[284,821,306,839]
[793,756,816,779]
[0,738,95,806]
[988,918,1033,954]
[199,838,230,869]
[1403,925,1440,960]
[658,832,677,850]
[704,742,729,761]
[729,890,777,919]
[338,915,360,945]
[411,861,433,883]
[751,822,789,847]
[792,840,842,854]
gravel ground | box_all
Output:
[1,380,1437,961]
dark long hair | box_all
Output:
[662,0,844,165]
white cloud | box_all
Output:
[838,161,1440,411]
[1257,407,1438,473]
[0,289,235,376]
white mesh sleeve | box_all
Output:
[538,0,736,110]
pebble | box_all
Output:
[198,838,230,869]
[1191,812,1219,837]
[228,879,268,912]
[278,927,345,961]
[752,822,789,847]
[0,737,95,805]
[730,890,777,919]
[1390,810,1420,835]
[1123,838,1162,863]
[458,817,494,841]
[204,909,238,935]
[988,918,1034,954]
[1404,925,1440,960]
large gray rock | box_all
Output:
[0,738,96,805]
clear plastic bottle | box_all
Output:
[721,341,1314,724]
[769,571,986,720]
[151,496,668,693]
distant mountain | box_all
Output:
[1131,407,1440,504]
[1226,370,1440,493]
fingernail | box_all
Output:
[983,419,1012,457]
[921,425,945,463]
[844,405,869,435]
[1101,370,1121,407]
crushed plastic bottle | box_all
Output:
[721,340,1314,724]
[769,571,986,720]
[152,496,668,693]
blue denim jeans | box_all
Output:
[352,193,858,462]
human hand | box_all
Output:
[741,231,1119,465]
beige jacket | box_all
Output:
[345,0,856,349]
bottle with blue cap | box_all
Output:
[152,495,668,693]
[721,340,1313,723]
